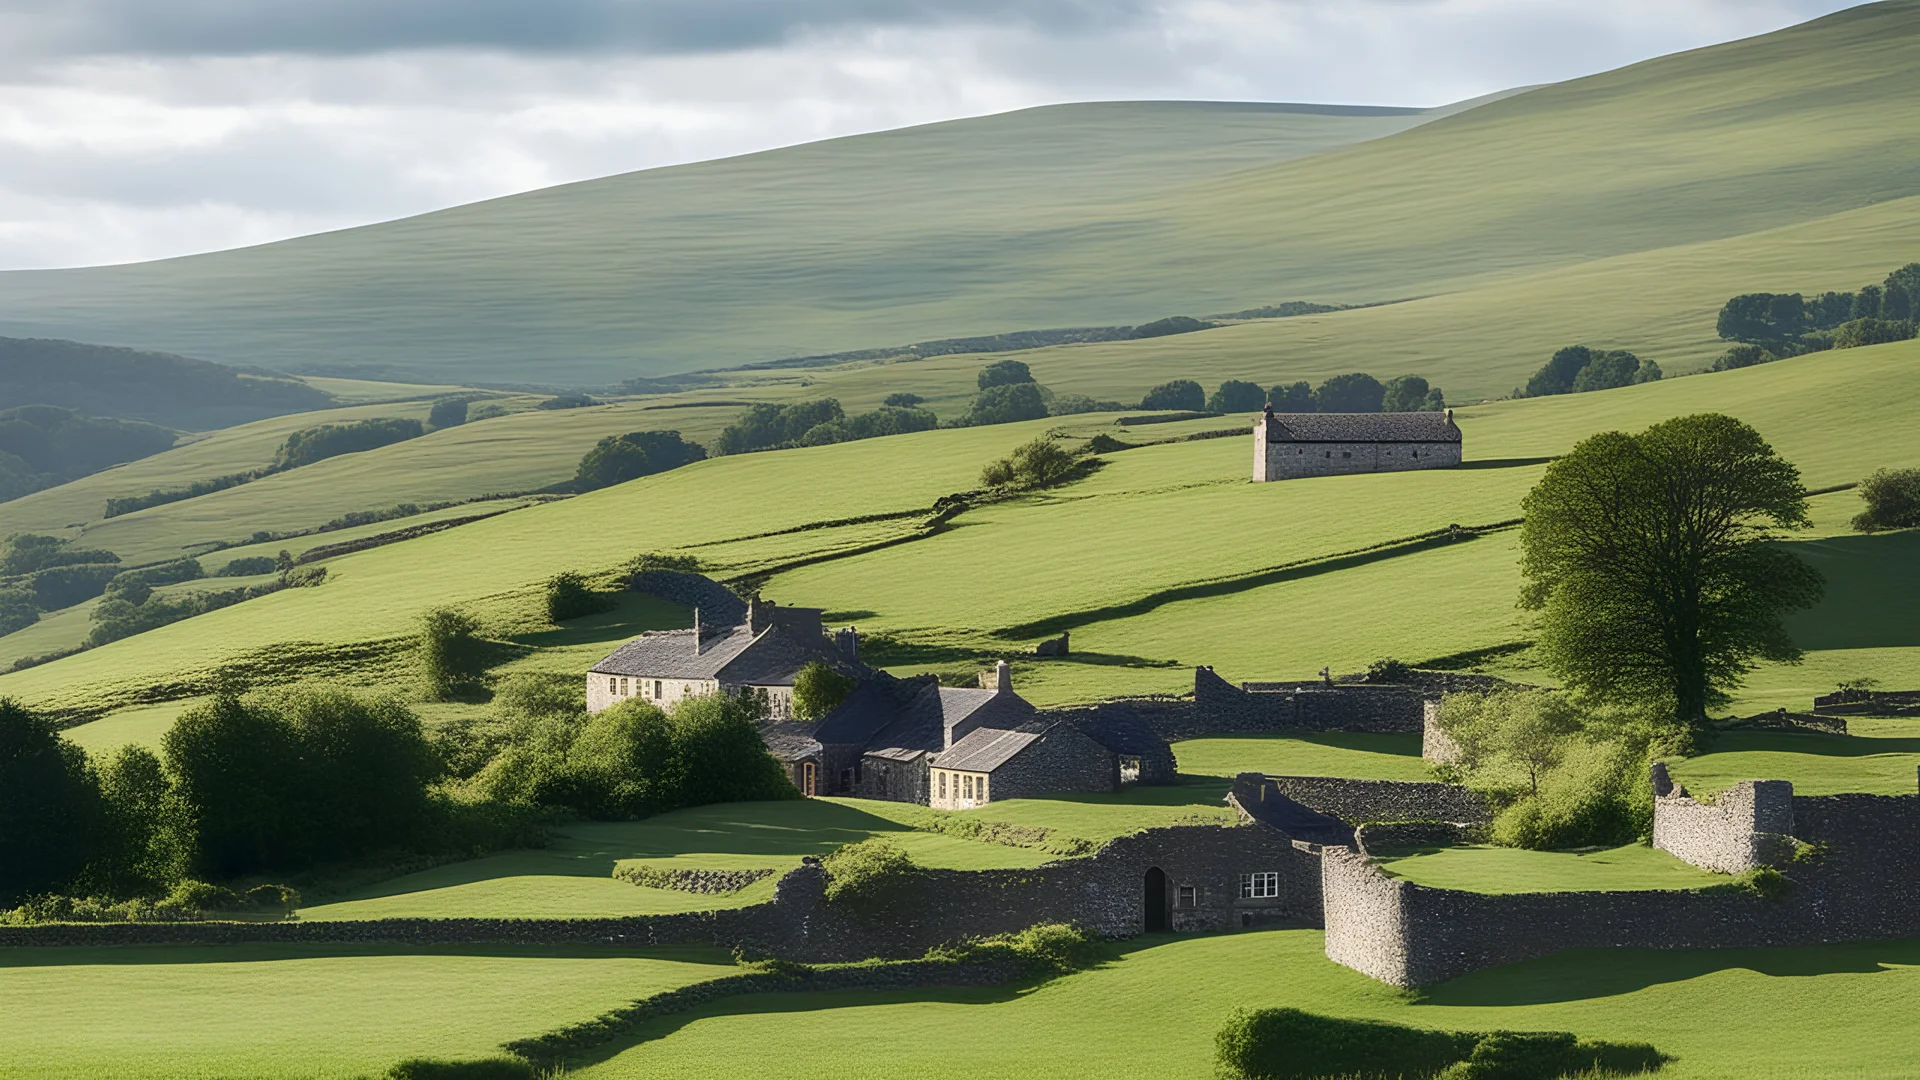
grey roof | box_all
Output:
[812,674,933,748]
[1261,411,1460,443]
[935,726,1042,774]
[759,722,822,762]
[864,746,931,763]
[1063,705,1168,757]
[810,673,1039,760]
[590,622,855,687]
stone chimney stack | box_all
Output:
[835,626,859,660]
[994,659,1011,694]
[1445,408,1455,424]
[748,597,772,636]
[692,607,703,655]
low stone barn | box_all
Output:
[1253,405,1461,482]
[763,661,1172,805]
[587,597,863,719]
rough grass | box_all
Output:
[1670,722,1920,799]
[0,942,733,1080]
[1372,843,1726,894]
[568,930,1920,1080]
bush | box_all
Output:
[1207,380,1267,413]
[1568,350,1655,392]
[1381,375,1445,412]
[104,471,257,519]
[1,534,119,576]
[1711,344,1775,372]
[1266,381,1314,412]
[821,838,916,905]
[1853,467,1920,531]
[1312,372,1385,413]
[427,398,468,429]
[385,1058,534,1080]
[418,608,491,700]
[1366,658,1411,683]
[272,418,424,471]
[793,660,857,720]
[929,922,1102,977]
[0,699,102,906]
[217,556,278,577]
[1129,315,1212,338]
[1046,394,1125,416]
[1213,1007,1666,1080]
[713,400,844,454]
[536,394,599,410]
[1139,379,1205,411]
[24,562,124,611]
[1726,866,1794,902]
[976,359,1034,390]
[0,588,35,636]
[797,406,938,446]
[964,382,1050,426]
[980,437,1079,490]
[574,430,707,490]
[546,571,616,621]
[882,392,925,408]
[1832,317,1917,350]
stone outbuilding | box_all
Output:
[1253,406,1462,482]
[587,597,862,719]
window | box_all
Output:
[1342,451,1352,459]
[977,776,988,803]
[654,680,663,698]
[619,677,628,695]
[1177,884,1196,909]
[964,775,974,799]
[939,772,947,799]
[1324,451,1331,459]
[1239,871,1280,899]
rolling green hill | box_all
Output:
[3,3,1919,391]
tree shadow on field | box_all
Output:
[1420,939,1920,1007]
[1036,775,1231,808]
[1781,531,1920,650]
[1455,457,1557,470]
[0,941,733,969]
[510,593,691,649]
[1697,729,1920,758]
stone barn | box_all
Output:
[587,597,862,719]
[1253,405,1461,482]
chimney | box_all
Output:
[836,626,859,660]
[748,597,772,636]
[1445,408,1455,424]
[994,659,1012,694]
[692,607,702,655]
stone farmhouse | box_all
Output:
[761,660,1174,805]
[1253,404,1462,482]
[587,597,863,719]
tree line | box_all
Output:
[1712,260,1920,368]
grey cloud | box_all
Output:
[3,0,1151,62]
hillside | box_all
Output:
[1,4,1919,389]
[0,336,332,430]
[6,339,1915,723]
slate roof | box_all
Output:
[590,622,853,687]
[1065,704,1168,757]
[1260,411,1460,443]
[808,672,1040,761]
[759,722,823,762]
[936,726,1043,774]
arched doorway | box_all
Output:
[1144,867,1169,932]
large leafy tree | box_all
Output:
[574,430,706,489]
[1519,414,1823,727]
[0,699,102,905]
[1312,373,1385,413]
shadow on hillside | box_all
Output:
[1455,456,1556,470]
[1699,729,1920,758]
[1041,776,1232,808]
[1783,530,1920,651]
[510,592,693,648]
[1420,939,1920,1006]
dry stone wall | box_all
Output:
[1264,776,1489,826]
[1653,779,1798,873]
[1193,667,1427,734]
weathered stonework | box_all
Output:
[1262,775,1490,826]
[1194,667,1428,734]
[1253,408,1464,482]
[1653,777,1798,874]
[1421,700,1463,764]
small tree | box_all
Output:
[981,437,1078,490]
[1140,379,1205,411]
[965,383,1050,426]
[1266,382,1314,412]
[1207,380,1267,413]
[882,392,924,408]
[977,359,1035,391]
[1379,375,1432,413]
[794,661,858,720]
[417,608,491,700]
[1519,414,1823,727]
[0,699,101,905]
[1525,346,1593,397]
[820,838,916,905]
[1853,467,1920,532]
[546,571,614,621]
[574,430,706,490]
[1312,373,1385,413]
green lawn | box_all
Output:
[0,942,733,1080]
[572,930,1920,1080]
[1669,722,1920,798]
[1172,732,1432,782]
[1373,843,1725,894]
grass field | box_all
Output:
[1374,843,1726,894]
[1171,732,1432,782]
[0,942,734,1080]
[1670,721,1920,798]
[570,930,1920,1080]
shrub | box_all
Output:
[1213,1007,1666,1080]
[574,430,707,489]
[976,359,1034,390]
[281,565,327,588]
[980,437,1078,490]
[1266,381,1314,411]
[546,571,616,621]
[1726,866,1793,902]
[1832,317,1917,350]
[468,403,509,421]
[1207,380,1267,413]
[417,608,491,700]
[1367,658,1411,683]
[882,392,925,408]
[797,406,938,446]
[1381,374,1443,412]
[1853,467,1920,531]
[964,382,1049,426]
[427,398,468,429]
[1129,315,1213,338]
[0,588,35,636]
[1569,350,1656,392]
[536,394,599,410]
[1046,394,1126,416]
[1312,372,1385,413]
[1,534,119,576]
[1139,379,1205,411]
[929,922,1102,977]
[23,561,124,611]
[821,838,916,905]
[666,693,801,808]
[1711,344,1775,372]
[793,661,857,720]
[385,1058,534,1080]
[217,556,277,577]
[272,418,424,471]
[713,400,844,454]
[104,471,257,518]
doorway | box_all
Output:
[1144,867,1169,932]
[801,762,816,797]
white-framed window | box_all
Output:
[977,775,988,803]
[1240,871,1280,899]
[1177,884,1196,909]
[939,772,948,799]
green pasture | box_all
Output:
[0,942,733,1080]
[1671,721,1920,798]
[1171,732,1432,782]
[1374,843,1725,894]
[575,930,1920,1080]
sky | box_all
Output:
[0,0,1862,271]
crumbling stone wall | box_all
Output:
[1193,667,1426,734]
[986,725,1119,802]
[1421,700,1462,764]
[628,569,746,625]
[1653,778,1798,873]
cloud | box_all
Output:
[0,0,1861,270]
